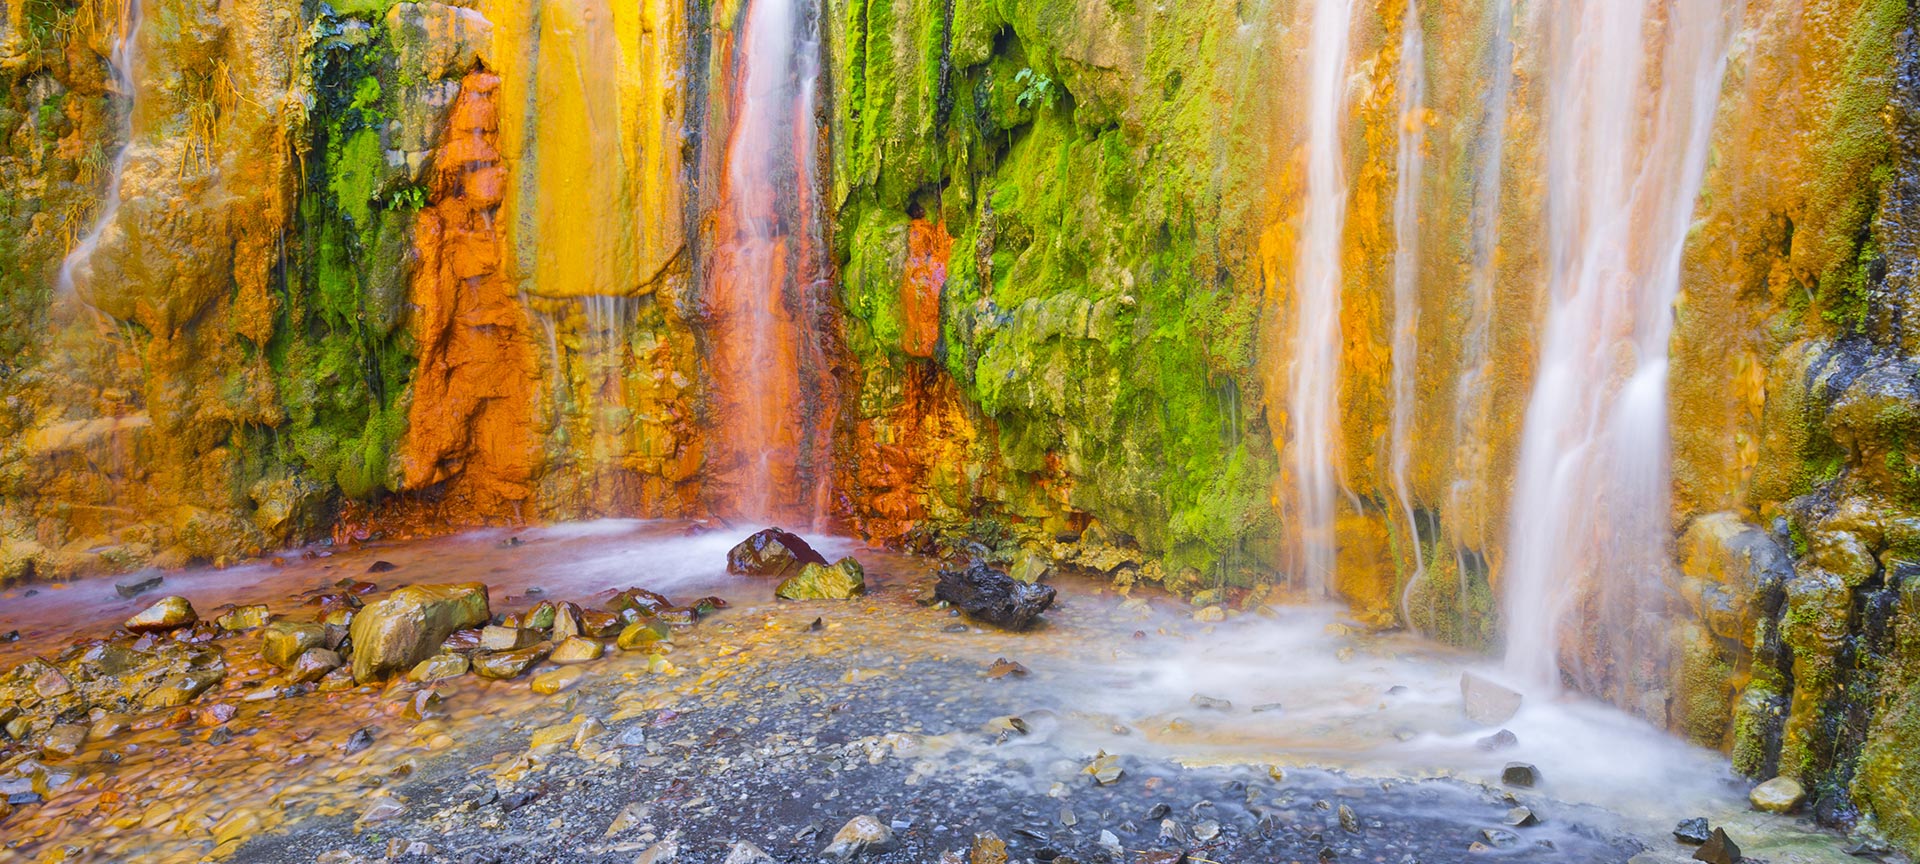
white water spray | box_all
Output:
[57,0,144,298]
[1389,0,1427,625]
[1501,0,1734,692]
[1289,0,1356,596]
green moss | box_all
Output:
[1805,0,1906,334]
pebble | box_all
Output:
[822,814,892,860]
[1672,817,1711,845]
[1500,762,1539,788]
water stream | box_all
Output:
[1389,0,1428,627]
[55,0,144,299]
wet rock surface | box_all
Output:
[935,561,1057,631]
[727,528,829,578]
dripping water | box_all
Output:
[57,0,144,299]
[1389,0,1427,628]
[1289,0,1356,597]
[1502,0,1734,694]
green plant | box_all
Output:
[1014,68,1057,110]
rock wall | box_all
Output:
[0,0,1917,850]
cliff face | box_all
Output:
[1,0,1917,849]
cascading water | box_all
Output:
[706,0,829,524]
[1388,0,1426,625]
[1501,0,1734,694]
[1289,0,1356,597]
[56,0,143,299]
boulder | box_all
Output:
[349,583,491,683]
[261,621,328,668]
[1462,672,1523,725]
[550,636,604,664]
[934,561,1057,630]
[727,528,828,578]
[126,596,197,633]
[1750,776,1805,813]
[776,559,867,601]
[472,641,552,680]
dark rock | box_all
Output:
[1475,729,1519,751]
[1693,828,1742,864]
[343,726,376,755]
[727,527,829,578]
[367,561,398,573]
[1501,763,1539,788]
[606,587,674,616]
[114,571,165,599]
[1674,818,1712,845]
[934,561,1057,631]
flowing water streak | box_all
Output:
[1502,0,1733,692]
[56,0,144,296]
[1389,0,1427,626]
[709,0,825,522]
[1289,0,1356,596]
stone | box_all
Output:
[606,587,674,615]
[722,842,775,864]
[1475,729,1519,751]
[40,724,88,759]
[348,583,491,683]
[142,666,227,710]
[550,636,604,664]
[635,837,678,864]
[935,561,1058,630]
[727,527,828,578]
[1505,807,1539,827]
[291,648,344,684]
[1693,828,1741,864]
[215,605,272,631]
[1749,776,1804,813]
[1009,550,1052,584]
[969,831,1008,864]
[471,641,552,680]
[776,558,867,600]
[1462,672,1524,725]
[1191,694,1232,710]
[821,814,892,860]
[1501,762,1539,788]
[523,601,557,630]
[1673,818,1712,845]
[551,602,585,641]
[479,625,539,651]
[1193,605,1227,622]
[261,621,327,668]
[579,609,623,637]
[530,667,585,695]
[407,653,470,682]
[617,620,670,651]
[114,571,165,598]
[126,596,197,633]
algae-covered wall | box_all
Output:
[1,0,1919,849]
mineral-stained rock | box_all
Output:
[523,601,557,630]
[579,609,624,637]
[727,528,828,578]
[550,636,604,664]
[617,620,670,651]
[1462,672,1524,725]
[471,641,552,680]
[407,653,470,682]
[1693,828,1741,864]
[215,605,272,631]
[348,584,491,683]
[606,587,674,616]
[1750,776,1805,813]
[1501,762,1540,788]
[776,559,867,601]
[969,831,1008,864]
[40,724,87,759]
[126,597,197,633]
[480,625,539,651]
[821,814,892,860]
[935,561,1056,630]
[141,663,227,710]
[290,648,344,684]
[530,667,584,694]
[551,602,585,641]
[261,621,327,668]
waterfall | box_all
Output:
[1501,0,1734,692]
[707,0,826,523]
[56,0,143,298]
[1389,0,1427,625]
[1289,0,1356,596]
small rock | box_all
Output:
[480,625,539,651]
[551,602,585,642]
[1462,672,1523,725]
[1086,753,1123,785]
[776,558,867,601]
[1193,820,1220,841]
[1251,702,1285,714]
[1475,729,1519,751]
[115,571,166,598]
[635,835,679,864]
[215,605,272,631]
[986,658,1030,679]
[261,621,327,668]
[618,620,671,651]
[822,814,892,860]
[1504,807,1539,828]
[522,601,558,630]
[126,596,197,633]
[530,667,585,695]
[550,636,604,664]
[472,641,553,679]
[407,653,469,682]
[1693,828,1742,864]
[290,648,344,684]
[1338,804,1359,833]
[970,831,1009,864]
[1191,694,1233,711]
[1673,818,1712,845]
[1480,828,1519,849]
[722,842,775,864]
[578,609,624,637]
[343,726,377,755]
[1501,762,1539,788]
[935,560,1057,630]
[1750,776,1805,814]
[1193,605,1226,623]
[727,527,829,577]
[367,561,398,573]
[40,724,88,759]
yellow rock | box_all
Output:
[530,667,585,695]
